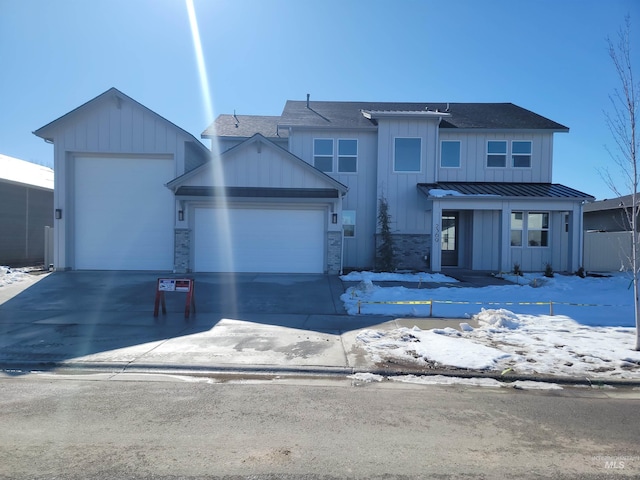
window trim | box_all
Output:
[337,138,358,173]
[527,211,549,247]
[512,140,532,168]
[393,137,422,173]
[342,210,356,238]
[510,210,550,248]
[486,140,507,168]
[313,138,334,173]
[440,140,461,168]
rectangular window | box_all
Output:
[338,139,357,173]
[512,141,532,168]
[394,138,421,172]
[528,212,549,247]
[440,141,461,168]
[343,210,356,237]
[314,138,333,172]
[487,141,507,167]
[511,211,523,246]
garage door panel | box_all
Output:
[74,156,174,270]
[194,206,325,273]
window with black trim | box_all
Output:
[527,212,549,247]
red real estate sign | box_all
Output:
[154,278,196,318]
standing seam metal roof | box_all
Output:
[418,182,594,200]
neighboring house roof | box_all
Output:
[277,101,569,131]
[33,87,209,155]
[583,193,638,212]
[202,115,288,139]
[418,182,594,200]
[0,153,54,190]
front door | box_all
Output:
[441,212,459,267]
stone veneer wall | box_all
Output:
[174,228,190,273]
[327,231,342,274]
[375,233,431,271]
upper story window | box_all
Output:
[441,141,461,168]
[487,141,507,168]
[314,138,333,172]
[338,139,357,173]
[394,137,421,172]
[512,141,532,168]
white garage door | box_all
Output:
[74,156,175,270]
[194,206,325,273]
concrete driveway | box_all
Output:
[0,271,397,375]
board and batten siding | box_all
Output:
[437,131,553,183]
[375,118,439,234]
[46,94,206,270]
[472,210,502,270]
[288,129,378,269]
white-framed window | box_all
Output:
[338,139,357,173]
[487,141,507,168]
[511,211,549,247]
[527,212,549,247]
[343,210,356,237]
[394,137,421,172]
[314,138,333,172]
[512,141,532,168]
[511,211,524,246]
[440,140,461,168]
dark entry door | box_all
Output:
[441,212,459,267]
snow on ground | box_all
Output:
[343,272,640,380]
[0,266,32,288]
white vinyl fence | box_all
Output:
[584,231,633,272]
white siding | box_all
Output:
[472,210,501,270]
[437,131,554,183]
[375,118,439,234]
[289,129,379,269]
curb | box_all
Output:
[2,361,640,387]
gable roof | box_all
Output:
[418,182,594,201]
[202,115,287,139]
[33,87,209,154]
[166,133,347,194]
[0,153,54,190]
[278,101,569,131]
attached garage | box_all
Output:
[74,156,175,270]
[193,205,325,273]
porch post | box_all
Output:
[431,201,442,272]
[570,203,584,272]
[500,208,512,273]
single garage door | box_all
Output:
[194,206,325,273]
[74,156,175,270]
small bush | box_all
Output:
[576,266,586,278]
[544,262,554,278]
[512,263,522,276]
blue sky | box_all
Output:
[1,0,638,200]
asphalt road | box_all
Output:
[1,374,639,479]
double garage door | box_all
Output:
[194,206,325,273]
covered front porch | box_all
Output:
[418,183,594,273]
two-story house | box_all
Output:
[35,88,593,274]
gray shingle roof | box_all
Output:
[418,182,594,200]
[279,101,569,131]
[583,193,638,212]
[202,115,287,139]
